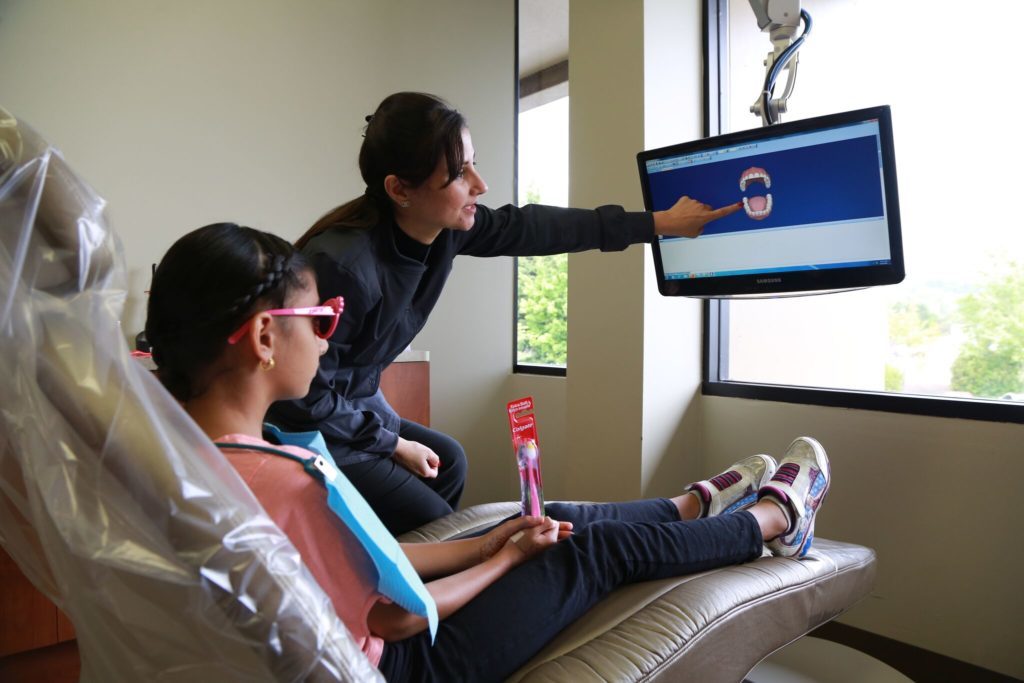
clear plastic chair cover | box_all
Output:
[0,108,383,682]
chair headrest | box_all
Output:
[0,107,118,296]
[0,108,382,682]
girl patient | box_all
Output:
[145,222,831,683]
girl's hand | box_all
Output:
[504,516,563,565]
[393,437,440,478]
[653,196,742,238]
[479,516,573,562]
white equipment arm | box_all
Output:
[748,0,810,126]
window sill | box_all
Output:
[702,381,1024,424]
[513,363,567,377]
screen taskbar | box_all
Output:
[664,259,892,280]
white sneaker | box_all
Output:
[759,437,831,558]
[686,454,778,518]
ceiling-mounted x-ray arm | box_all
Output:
[748,0,812,126]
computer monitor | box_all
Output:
[637,105,904,298]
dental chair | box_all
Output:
[0,109,876,682]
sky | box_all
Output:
[518,97,568,208]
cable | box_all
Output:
[760,9,813,124]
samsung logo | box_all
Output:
[757,277,783,284]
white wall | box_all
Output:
[0,0,519,506]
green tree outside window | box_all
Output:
[517,186,568,366]
[950,263,1024,398]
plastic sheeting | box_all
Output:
[0,108,383,682]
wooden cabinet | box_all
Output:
[0,547,74,657]
[0,547,78,681]
[380,357,430,426]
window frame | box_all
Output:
[700,0,1023,425]
[513,2,568,377]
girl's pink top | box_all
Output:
[217,433,386,667]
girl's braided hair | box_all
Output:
[145,223,310,400]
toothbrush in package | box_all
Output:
[506,396,545,517]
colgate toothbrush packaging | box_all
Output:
[506,397,545,518]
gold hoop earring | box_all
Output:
[260,357,275,371]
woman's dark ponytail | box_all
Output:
[145,223,309,401]
[296,195,378,250]
[295,92,467,249]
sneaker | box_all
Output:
[759,437,831,558]
[686,454,778,518]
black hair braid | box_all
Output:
[224,254,288,318]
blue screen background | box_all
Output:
[646,135,885,237]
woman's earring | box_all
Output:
[400,200,410,208]
[260,357,276,371]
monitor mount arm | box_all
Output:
[748,0,812,126]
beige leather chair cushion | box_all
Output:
[402,502,876,682]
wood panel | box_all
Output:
[380,361,430,427]
[0,640,79,683]
[0,547,59,657]
[56,609,76,642]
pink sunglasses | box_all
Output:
[227,296,345,345]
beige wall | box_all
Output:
[640,0,707,497]
[564,1,647,501]
[0,0,520,506]
[561,0,708,503]
[702,398,1024,677]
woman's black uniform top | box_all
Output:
[266,203,654,465]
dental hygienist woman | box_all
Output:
[267,92,741,535]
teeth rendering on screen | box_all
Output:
[742,193,773,220]
[739,166,772,220]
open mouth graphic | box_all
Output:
[740,166,772,220]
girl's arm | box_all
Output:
[400,516,573,580]
[369,518,561,641]
[399,537,484,580]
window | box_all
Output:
[516,0,569,374]
[516,93,568,371]
[705,0,1023,422]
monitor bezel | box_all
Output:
[638,105,905,298]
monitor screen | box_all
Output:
[637,105,904,297]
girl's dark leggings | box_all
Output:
[378,499,763,682]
